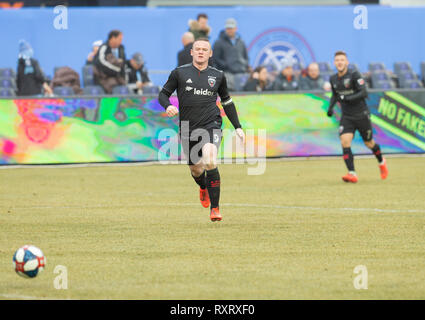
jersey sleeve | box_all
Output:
[158,69,179,110]
[217,73,242,129]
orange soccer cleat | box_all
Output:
[379,158,388,180]
[342,172,358,183]
[200,188,210,208]
[210,207,222,222]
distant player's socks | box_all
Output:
[210,207,222,222]
[371,144,383,163]
[342,147,355,172]
[342,172,358,183]
[192,170,206,189]
[379,158,388,180]
[206,168,220,210]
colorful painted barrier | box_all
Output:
[0,91,423,164]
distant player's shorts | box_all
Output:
[339,113,373,142]
[180,126,223,165]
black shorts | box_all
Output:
[339,114,373,141]
[180,126,223,165]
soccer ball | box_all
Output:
[13,245,46,278]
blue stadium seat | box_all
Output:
[348,63,360,73]
[371,71,391,88]
[112,85,131,95]
[318,62,332,73]
[53,86,75,96]
[404,80,423,89]
[398,70,417,88]
[0,88,15,97]
[0,77,16,89]
[82,85,105,96]
[374,80,394,90]
[82,65,95,87]
[368,62,386,72]
[0,68,15,78]
[320,73,331,82]
[142,85,160,95]
[233,73,250,92]
[394,62,412,76]
[420,62,425,84]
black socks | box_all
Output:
[371,144,383,163]
[343,147,355,172]
[191,170,206,190]
[206,168,220,209]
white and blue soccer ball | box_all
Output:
[13,245,46,278]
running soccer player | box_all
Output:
[158,38,245,221]
[327,51,388,183]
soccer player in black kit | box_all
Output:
[327,51,388,183]
[158,38,245,221]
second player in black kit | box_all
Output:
[158,38,244,222]
[327,51,388,182]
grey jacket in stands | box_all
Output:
[212,30,249,74]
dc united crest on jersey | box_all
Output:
[208,76,216,88]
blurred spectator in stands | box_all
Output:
[85,40,102,65]
[243,66,272,92]
[177,32,195,67]
[125,52,152,93]
[272,61,299,91]
[299,62,326,91]
[93,30,126,94]
[213,18,251,91]
[52,66,83,95]
[16,39,53,96]
[188,13,211,40]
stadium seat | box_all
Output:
[233,73,250,92]
[368,62,386,72]
[82,65,95,87]
[374,80,394,90]
[0,88,15,97]
[420,62,425,84]
[112,85,131,95]
[142,85,160,95]
[0,77,16,89]
[0,68,15,78]
[398,70,417,88]
[53,86,75,96]
[82,85,105,96]
[348,63,360,73]
[404,80,423,89]
[318,62,332,73]
[394,62,413,76]
[320,73,331,82]
[371,71,391,88]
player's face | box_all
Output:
[334,54,348,73]
[198,17,208,30]
[191,40,212,65]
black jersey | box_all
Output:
[158,63,241,131]
[329,70,368,119]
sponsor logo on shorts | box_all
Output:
[339,125,344,134]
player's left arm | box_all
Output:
[342,71,367,102]
[218,74,244,141]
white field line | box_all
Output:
[0,293,71,300]
[0,153,423,169]
[4,202,425,214]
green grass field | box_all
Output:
[0,156,424,300]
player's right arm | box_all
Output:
[158,69,179,117]
[327,77,338,117]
